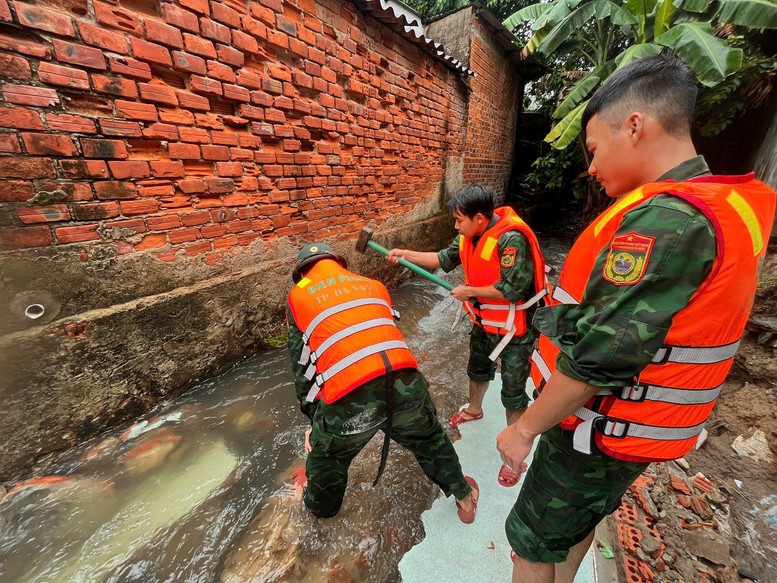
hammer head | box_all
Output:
[355,226,373,253]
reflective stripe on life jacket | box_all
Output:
[530,174,776,462]
[459,206,549,359]
[288,259,417,404]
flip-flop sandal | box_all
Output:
[456,476,479,524]
[498,463,520,487]
[448,408,484,428]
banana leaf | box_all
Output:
[538,2,599,54]
[546,100,588,149]
[656,22,743,86]
[654,0,676,36]
[553,74,601,119]
[502,3,552,31]
[614,43,663,67]
[714,0,777,29]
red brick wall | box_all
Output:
[0,0,467,263]
[462,17,523,199]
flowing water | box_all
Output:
[0,234,570,583]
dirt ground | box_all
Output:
[610,246,777,582]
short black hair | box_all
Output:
[447,183,495,219]
[582,51,698,137]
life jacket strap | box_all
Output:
[551,284,578,305]
[570,406,707,455]
[303,298,394,341]
[620,383,722,405]
[299,317,397,367]
[651,340,740,365]
[531,349,552,382]
[304,340,410,402]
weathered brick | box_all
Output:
[223,84,250,102]
[104,218,146,234]
[168,227,200,243]
[0,156,56,178]
[168,142,201,159]
[3,84,58,107]
[100,119,143,137]
[14,1,75,36]
[144,19,183,48]
[136,180,175,197]
[210,1,240,27]
[0,225,52,248]
[37,62,90,90]
[56,224,100,243]
[0,0,10,21]
[18,204,70,224]
[72,201,119,220]
[138,82,179,106]
[135,232,168,250]
[91,74,138,98]
[207,59,236,83]
[115,100,158,122]
[163,4,199,31]
[201,144,230,160]
[180,210,210,225]
[94,181,137,200]
[109,160,150,179]
[179,126,209,143]
[0,106,42,130]
[108,57,152,80]
[200,223,228,238]
[177,178,207,193]
[131,37,172,66]
[175,90,211,111]
[180,0,209,15]
[0,33,50,59]
[143,123,179,141]
[53,39,107,70]
[146,214,181,231]
[59,159,109,179]
[158,108,195,125]
[0,132,20,153]
[148,159,184,178]
[172,50,207,75]
[81,138,128,160]
[184,240,212,255]
[120,198,158,214]
[46,113,96,134]
[231,29,259,54]
[190,75,222,96]
[200,17,231,43]
[0,180,35,202]
[205,177,234,193]
[0,53,31,80]
[93,1,143,35]
[216,161,242,176]
[78,21,129,54]
[183,33,216,58]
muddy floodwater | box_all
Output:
[0,235,570,583]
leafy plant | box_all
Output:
[504,0,777,148]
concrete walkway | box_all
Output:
[399,375,596,582]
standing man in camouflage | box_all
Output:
[287,243,479,522]
[389,184,547,488]
[497,52,775,583]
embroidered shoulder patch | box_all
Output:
[602,232,655,286]
[500,247,517,268]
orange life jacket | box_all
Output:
[287,259,418,404]
[530,174,776,463]
[459,206,549,359]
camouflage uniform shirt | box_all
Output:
[533,156,716,388]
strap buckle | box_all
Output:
[600,418,630,439]
[620,383,649,402]
[652,347,672,365]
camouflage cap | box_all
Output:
[292,243,346,282]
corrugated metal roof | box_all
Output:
[351,0,477,76]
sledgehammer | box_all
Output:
[355,227,454,291]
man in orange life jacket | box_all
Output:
[496,52,776,583]
[389,184,548,488]
[287,243,479,521]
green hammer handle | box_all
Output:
[367,240,455,292]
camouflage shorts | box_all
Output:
[506,426,648,563]
[467,325,533,412]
